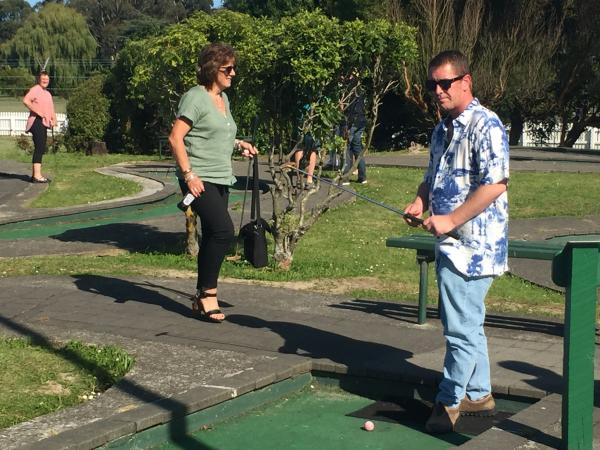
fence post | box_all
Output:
[552,241,600,449]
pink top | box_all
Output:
[24,84,55,131]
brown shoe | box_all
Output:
[459,393,496,416]
[425,402,460,433]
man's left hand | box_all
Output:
[423,214,457,237]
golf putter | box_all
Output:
[282,164,460,240]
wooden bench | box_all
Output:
[385,234,564,325]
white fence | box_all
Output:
[0,112,68,136]
[1,111,598,150]
[520,125,600,150]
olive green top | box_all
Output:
[176,85,237,185]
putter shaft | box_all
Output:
[286,165,460,240]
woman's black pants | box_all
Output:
[179,180,235,291]
[29,117,47,164]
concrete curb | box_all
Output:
[19,358,559,450]
[0,162,177,226]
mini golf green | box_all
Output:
[0,192,245,240]
[104,374,536,450]
[153,386,468,450]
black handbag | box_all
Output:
[239,157,269,268]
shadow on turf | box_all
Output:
[71,274,235,320]
[0,171,33,182]
[227,313,554,446]
[499,360,600,408]
[329,298,564,336]
[51,223,186,254]
[0,315,215,449]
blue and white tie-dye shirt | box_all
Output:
[424,98,509,277]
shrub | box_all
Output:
[15,134,33,153]
[65,74,110,152]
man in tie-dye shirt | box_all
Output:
[404,50,509,434]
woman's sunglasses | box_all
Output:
[219,65,236,76]
[426,74,465,91]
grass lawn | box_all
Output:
[1,160,598,318]
[2,139,599,319]
[0,136,159,207]
[0,96,67,113]
[0,337,133,429]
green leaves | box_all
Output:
[65,74,110,151]
[0,3,96,92]
[117,9,417,152]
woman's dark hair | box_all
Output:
[196,43,236,87]
[36,71,49,83]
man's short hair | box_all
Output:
[428,50,470,76]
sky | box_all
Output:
[27,0,224,6]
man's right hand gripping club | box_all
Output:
[404,186,460,240]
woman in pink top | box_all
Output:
[23,71,56,183]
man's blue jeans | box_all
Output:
[343,125,366,182]
[436,252,494,408]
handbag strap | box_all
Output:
[250,156,261,221]
[238,158,252,230]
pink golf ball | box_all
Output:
[363,420,375,431]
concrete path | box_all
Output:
[0,148,599,449]
[1,275,599,449]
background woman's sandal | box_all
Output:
[191,291,224,323]
[30,176,50,183]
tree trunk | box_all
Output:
[184,207,199,257]
[273,232,297,270]
[508,109,524,146]
[563,120,588,148]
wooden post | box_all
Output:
[552,241,600,449]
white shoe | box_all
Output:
[359,180,367,184]
[342,181,350,186]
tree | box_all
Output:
[223,0,382,21]
[182,0,213,13]
[0,3,97,92]
[320,0,379,20]
[474,0,567,145]
[550,0,600,147]
[0,0,32,43]
[0,66,34,96]
[120,9,417,265]
[68,0,212,60]
[396,0,567,142]
[223,0,315,18]
[65,74,110,151]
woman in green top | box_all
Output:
[169,43,257,323]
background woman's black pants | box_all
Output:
[29,117,47,164]
[180,180,235,291]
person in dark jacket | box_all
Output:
[342,92,367,185]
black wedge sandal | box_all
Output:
[191,291,225,323]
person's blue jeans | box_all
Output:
[343,125,366,182]
[435,252,494,408]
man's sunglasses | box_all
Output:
[219,65,236,75]
[426,74,466,91]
